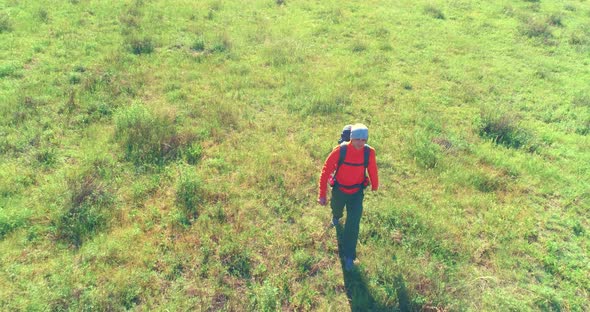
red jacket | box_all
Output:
[318,143,379,199]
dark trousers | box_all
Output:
[331,187,364,259]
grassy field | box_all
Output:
[1,0,589,311]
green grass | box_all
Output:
[1,0,589,311]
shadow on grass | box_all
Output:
[335,224,413,312]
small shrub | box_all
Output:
[478,110,530,149]
[424,5,445,20]
[54,172,114,247]
[175,170,203,224]
[0,13,12,33]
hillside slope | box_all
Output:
[1,0,589,311]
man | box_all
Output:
[318,123,379,271]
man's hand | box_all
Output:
[318,197,327,206]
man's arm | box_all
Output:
[318,147,340,203]
[368,148,379,191]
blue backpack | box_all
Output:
[338,125,352,144]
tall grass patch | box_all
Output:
[410,131,443,169]
[249,280,280,312]
[293,249,315,274]
[0,12,12,33]
[182,142,202,165]
[573,92,590,108]
[126,34,155,55]
[53,171,115,247]
[547,13,563,27]
[175,168,203,225]
[190,36,206,52]
[365,205,462,265]
[0,161,35,197]
[478,109,532,150]
[210,33,232,54]
[220,240,252,278]
[568,26,590,49]
[2,0,589,310]
[520,17,553,40]
[0,62,23,79]
[263,40,304,67]
[0,199,31,239]
[424,5,445,20]
[114,104,183,166]
[289,89,352,116]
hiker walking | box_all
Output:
[318,123,379,271]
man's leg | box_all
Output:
[330,187,346,223]
[343,190,364,260]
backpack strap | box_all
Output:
[334,142,348,178]
[363,144,370,169]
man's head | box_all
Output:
[350,124,368,149]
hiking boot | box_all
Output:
[344,257,354,271]
[332,217,340,226]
